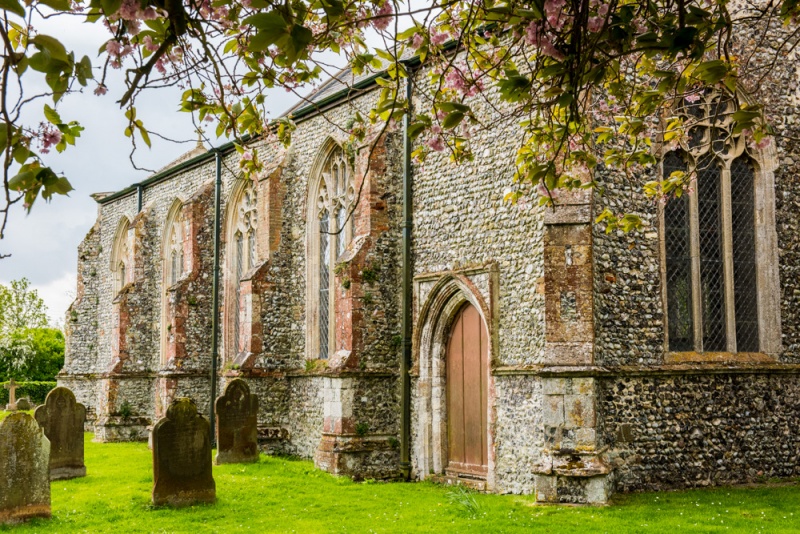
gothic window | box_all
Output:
[111,218,131,295]
[662,91,772,354]
[161,201,186,365]
[226,180,258,359]
[308,145,355,360]
[166,209,185,287]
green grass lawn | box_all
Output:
[1,428,799,533]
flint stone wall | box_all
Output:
[601,372,800,492]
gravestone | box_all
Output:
[0,413,51,524]
[4,379,18,411]
[152,397,215,507]
[34,387,87,480]
[215,378,259,464]
[15,398,32,411]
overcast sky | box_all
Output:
[0,17,302,324]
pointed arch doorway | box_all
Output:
[446,302,489,478]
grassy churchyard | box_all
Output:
[0,424,798,533]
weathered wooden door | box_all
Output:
[446,303,489,477]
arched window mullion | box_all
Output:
[319,210,330,359]
[730,156,760,352]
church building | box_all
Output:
[61,17,800,504]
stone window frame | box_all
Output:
[224,179,259,363]
[160,198,187,366]
[110,216,132,296]
[658,90,781,359]
[306,140,355,361]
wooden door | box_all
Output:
[446,303,489,477]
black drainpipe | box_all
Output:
[400,73,413,480]
[209,150,223,445]
[135,183,143,212]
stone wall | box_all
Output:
[601,372,800,492]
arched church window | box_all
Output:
[309,145,355,360]
[226,180,258,359]
[662,91,769,353]
[166,210,185,287]
[111,218,131,295]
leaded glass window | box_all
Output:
[662,91,762,353]
[228,181,258,358]
[166,211,184,287]
[311,146,355,360]
[319,210,330,359]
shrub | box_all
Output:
[0,380,56,405]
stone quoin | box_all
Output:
[60,8,800,504]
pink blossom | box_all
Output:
[410,33,424,50]
[430,29,448,45]
[125,19,141,35]
[106,40,123,57]
[38,124,62,153]
[117,0,139,20]
[426,136,445,152]
[371,2,393,31]
[684,93,701,103]
[535,181,553,199]
[587,16,603,33]
[155,57,167,75]
[94,84,108,96]
[142,6,158,19]
[142,35,159,52]
[241,150,253,161]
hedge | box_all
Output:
[0,381,56,405]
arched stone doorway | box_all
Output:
[412,266,498,488]
[445,302,489,478]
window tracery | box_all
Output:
[227,181,258,359]
[662,91,766,353]
[309,145,355,360]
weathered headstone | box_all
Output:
[152,397,215,507]
[15,398,32,411]
[3,379,18,411]
[215,378,259,465]
[0,413,51,524]
[34,387,87,480]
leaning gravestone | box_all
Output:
[215,378,259,465]
[34,387,87,480]
[152,397,215,507]
[15,397,32,411]
[0,413,51,524]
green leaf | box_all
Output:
[0,0,25,17]
[100,0,122,15]
[244,12,287,33]
[8,171,34,191]
[442,111,465,129]
[75,55,92,85]
[43,104,61,125]
[288,24,313,60]
[30,35,69,64]
[38,0,71,10]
